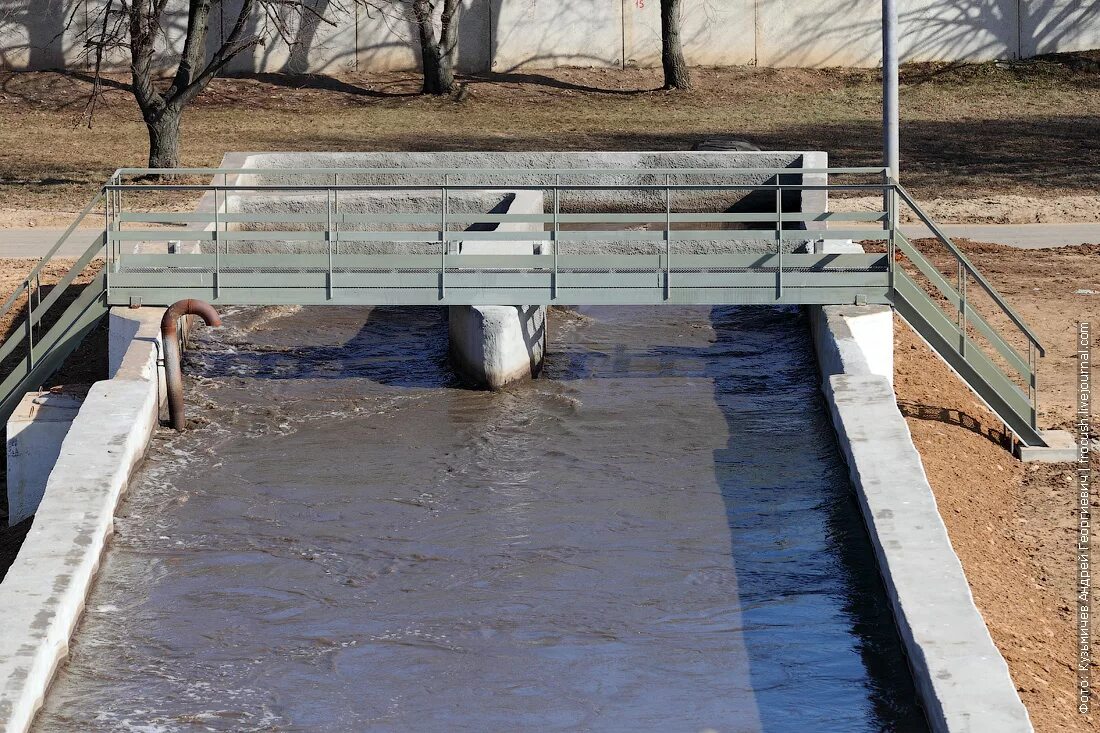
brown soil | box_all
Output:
[2,57,1099,220]
[893,240,1099,731]
[836,195,1100,224]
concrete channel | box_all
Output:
[0,152,1031,732]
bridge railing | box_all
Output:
[0,165,1046,443]
[0,189,109,420]
[102,166,897,307]
[887,184,1045,434]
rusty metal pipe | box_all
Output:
[161,299,221,431]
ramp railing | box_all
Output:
[0,166,1048,446]
[0,189,110,423]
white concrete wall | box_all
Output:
[3,0,1097,72]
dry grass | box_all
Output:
[1,55,1099,216]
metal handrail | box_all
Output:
[105,183,890,193]
[0,188,105,323]
[114,165,891,178]
[893,184,1045,356]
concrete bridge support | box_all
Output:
[447,189,546,389]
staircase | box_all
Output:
[0,167,1050,447]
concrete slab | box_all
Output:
[0,377,160,733]
[850,222,1100,249]
[1018,429,1079,463]
[826,374,1032,732]
[0,230,101,259]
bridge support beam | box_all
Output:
[447,189,546,389]
[448,305,546,389]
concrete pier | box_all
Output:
[447,189,546,389]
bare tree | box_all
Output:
[82,0,336,169]
[411,0,460,94]
[660,0,691,90]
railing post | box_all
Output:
[958,260,966,357]
[333,173,340,256]
[664,174,671,300]
[440,175,448,300]
[1029,341,1038,429]
[885,171,896,290]
[213,185,221,300]
[553,174,560,301]
[104,185,112,273]
[24,279,33,373]
[775,177,783,299]
[32,275,40,342]
[326,185,334,300]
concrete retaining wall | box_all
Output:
[0,362,160,733]
[3,1,1097,72]
[238,150,822,222]
[808,243,1032,731]
[228,150,826,386]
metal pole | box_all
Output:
[775,181,783,299]
[326,186,334,300]
[883,0,900,181]
[664,174,671,300]
[441,175,448,299]
[553,175,560,301]
[213,186,221,299]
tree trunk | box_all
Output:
[661,0,692,90]
[415,0,458,95]
[421,45,453,94]
[146,110,182,169]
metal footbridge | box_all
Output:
[0,165,1048,445]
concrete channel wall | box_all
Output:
[807,243,1033,732]
[229,150,826,388]
[2,0,1098,73]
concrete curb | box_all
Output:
[809,272,1033,730]
[0,378,159,733]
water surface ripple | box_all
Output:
[34,304,927,732]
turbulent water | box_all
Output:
[34,304,927,732]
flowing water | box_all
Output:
[33,304,927,732]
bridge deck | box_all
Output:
[109,253,891,307]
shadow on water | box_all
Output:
[190,303,928,730]
[702,307,927,731]
[194,306,460,389]
[546,305,927,730]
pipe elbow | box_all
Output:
[161,299,222,335]
[161,299,220,432]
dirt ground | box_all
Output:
[2,54,1099,224]
[893,240,1098,732]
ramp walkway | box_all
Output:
[0,165,1047,446]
